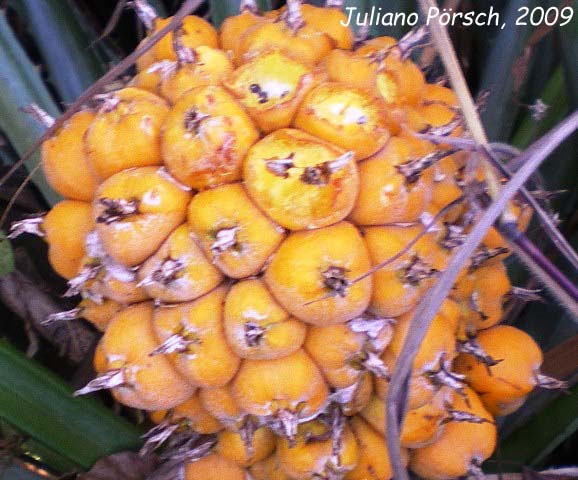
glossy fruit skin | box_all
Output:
[224,278,306,360]
[95,302,194,410]
[231,349,329,420]
[85,88,169,180]
[188,183,285,278]
[223,51,324,132]
[44,200,94,279]
[153,286,240,388]
[294,82,390,160]
[454,325,543,416]
[264,221,372,325]
[409,388,497,480]
[162,85,259,190]
[137,224,223,303]
[243,128,359,230]
[42,111,99,201]
[93,166,191,267]
[216,426,276,467]
[346,416,408,480]
[138,15,219,71]
[349,135,435,226]
[277,419,359,479]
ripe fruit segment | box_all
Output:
[264,221,372,325]
[244,128,359,230]
[162,85,259,189]
[188,183,284,278]
[224,278,306,360]
[85,88,169,180]
[93,166,191,266]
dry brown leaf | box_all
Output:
[78,452,157,480]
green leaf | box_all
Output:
[0,231,15,276]
[209,0,273,27]
[14,0,106,103]
[0,11,60,206]
[492,384,578,470]
[478,0,538,141]
[511,66,568,150]
[0,340,143,472]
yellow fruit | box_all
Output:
[264,221,372,325]
[139,15,219,70]
[277,416,359,479]
[44,200,94,279]
[224,51,324,132]
[244,128,359,230]
[137,224,223,303]
[347,415,408,480]
[409,388,496,480]
[188,183,285,278]
[231,349,329,434]
[216,426,276,467]
[294,82,390,160]
[91,302,194,410]
[85,88,169,180]
[93,166,191,266]
[41,111,99,201]
[224,278,306,360]
[454,325,555,416]
[152,286,240,388]
[162,85,259,190]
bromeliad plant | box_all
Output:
[0,0,577,479]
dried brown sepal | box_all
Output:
[8,217,45,239]
[149,333,196,356]
[211,227,240,255]
[265,153,295,178]
[96,198,140,224]
[238,416,258,459]
[173,28,198,65]
[439,223,466,250]
[244,321,266,347]
[397,26,430,60]
[457,338,502,368]
[535,373,568,391]
[183,109,210,134]
[360,351,391,380]
[140,420,181,457]
[64,261,102,298]
[428,359,467,399]
[469,245,509,271]
[270,409,299,447]
[467,459,485,480]
[396,149,459,184]
[300,152,354,186]
[283,0,305,33]
[132,0,159,30]
[444,408,494,425]
[138,258,185,287]
[322,266,350,298]
[42,307,83,326]
[508,286,544,303]
[401,255,438,286]
[21,104,56,128]
[74,368,126,396]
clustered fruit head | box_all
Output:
[14,1,560,479]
